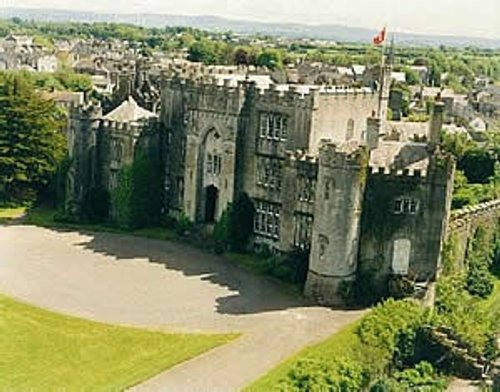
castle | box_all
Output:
[66,55,455,305]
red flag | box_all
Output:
[373,27,386,45]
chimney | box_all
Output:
[429,99,445,144]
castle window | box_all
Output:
[259,112,288,141]
[298,176,316,203]
[110,171,118,189]
[394,198,419,215]
[206,154,222,175]
[324,179,334,200]
[254,200,281,240]
[294,214,313,249]
[256,156,282,190]
[207,154,213,173]
[346,119,355,141]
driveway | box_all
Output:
[0,224,364,391]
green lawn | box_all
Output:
[0,206,27,222]
[0,293,236,390]
[245,322,365,391]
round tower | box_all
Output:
[304,142,368,305]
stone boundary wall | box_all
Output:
[447,199,500,267]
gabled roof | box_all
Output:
[104,96,157,123]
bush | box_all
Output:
[228,193,255,252]
[175,213,194,236]
[213,205,231,253]
[392,361,447,391]
[466,264,493,298]
[435,274,496,356]
[388,275,415,299]
[357,299,426,357]
[279,358,367,392]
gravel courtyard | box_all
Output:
[0,224,363,391]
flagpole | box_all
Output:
[376,26,387,118]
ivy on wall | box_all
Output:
[361,176,420,241]
[111,153,163,229]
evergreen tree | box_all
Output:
[0,73,66,204]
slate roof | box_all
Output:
[104,96,157,123]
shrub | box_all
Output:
[435,275,496,356]
[392,361,447,391]
[213,205,232,253]
[279,358,367,392]
[466,264,494,298]
[387,275,415,299]
[228,193,254,252]
[175,213,194,236]
[357,299,426,357]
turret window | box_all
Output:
[394,198,419,215]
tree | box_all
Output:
[0,73,66,204]
[233,47,250,65]
[403,67,420,85]
[256,49,283,70]
[187,39,219,64]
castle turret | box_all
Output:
[304,142,368,305]
[66,103,103,216]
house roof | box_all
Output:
[104,96,157,123]
[369,141,430,172]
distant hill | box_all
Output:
[1,7,500,48]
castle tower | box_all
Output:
[304,143,368,305]
[66,103,103,216]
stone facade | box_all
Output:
[67,62,456,306]
[157,73,454,305]
[65,99,160,218]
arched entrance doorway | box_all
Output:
[205,185,218,223]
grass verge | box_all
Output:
[0,292,236,390]
[245,322,364,391]
[0,206,27,223]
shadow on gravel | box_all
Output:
[67,229,314,316]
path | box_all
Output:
[0,224,364,391]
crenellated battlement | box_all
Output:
[162,76,377,110]
[285,149,319,164]
[368,166,427,178]
[100,119,145,136]
[318,141,368,169]
[69,101,102,119]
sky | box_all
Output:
[3,0,500,39]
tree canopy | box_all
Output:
[0,73,66,204]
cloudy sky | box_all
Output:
[4,0,500,39]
